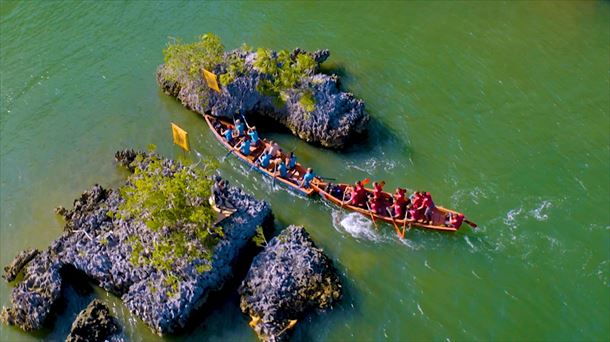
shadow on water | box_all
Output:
[290,260,362,342]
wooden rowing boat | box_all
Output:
[204,114,316,197]
[312,181,474,232]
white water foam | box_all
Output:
[529,200,552,221]
[331,211,379,241]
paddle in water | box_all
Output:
[386,208,405,239]
[365,201,378,230]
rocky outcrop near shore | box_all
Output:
[65,299,121,342]
[239,226,342,341]
[1,150,272,335]
[157,46,368,149]
[2,248,40,282]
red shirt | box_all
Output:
[450,214,464,228]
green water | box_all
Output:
[1,1,609,341]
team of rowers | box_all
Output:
[216,116,463,229]
[216,118,316,188]
[324,181,464,228]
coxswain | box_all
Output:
[446,212,464,228]
[238,138,251,156]
[248,126,260,146]
[301,168,315,188]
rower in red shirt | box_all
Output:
[369,192,386,215]
[349,181,367,207]
[392,188,408,219]
[421,192,435,224]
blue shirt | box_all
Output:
[288,155,296,169]
[224,129,233,142]
[236,123,245,136]
[248,130,259,144]
[278,162,288,177]
[302,171,314,187]
[260,153,271,167]
[240,139,251,155]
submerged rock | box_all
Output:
[1,150,272,335]
[239,226,342,341]
[65,299,120,342]
[2,248,40,282]
[156,45,368,148]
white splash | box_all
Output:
[331,211,379,241]
[503,207,522,230]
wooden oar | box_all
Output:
[365,202,378,230]
[340,187,349,208]
[464,218,477,228]
[222,137,245,161]
[386,208,404,239]
[271,163,278,188]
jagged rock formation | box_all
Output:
[157,46,368,148]
[1,150,272,335]
[65,299,121,342]
[2,248,40,282]
[239,226,342,341]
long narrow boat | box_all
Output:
[312,181,476,233]
[204,114,316,197]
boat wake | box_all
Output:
[331,211,379,241]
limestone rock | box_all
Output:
[239,226,342,341]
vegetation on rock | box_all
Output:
[162,33,225,83]
[254,48,317,108]
[112,153,222,291]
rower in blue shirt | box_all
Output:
[223,128,234,143]
[248,126,260,146]
[235,119,246,137]
[287,152,297,170]
[301,168,315,188]
[257,151,271,168]
[238,138,251,156]
[277,160,288,178]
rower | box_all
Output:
[265,140,281,157]
[300,168,315,188]
[373,181,385,196]
[223,127,234,144]
[256,150,272,168]
[369,192,386,216]
[238,138,251,156]
[349,181,366,207]
[235,119,246,137]
[392,188,409,219]
[248,126,260,146]
[422,192,435,224]
[276,159,288,178]
[285,152,297,176]
[410,191,424,222]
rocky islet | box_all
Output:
[1,150,342,340]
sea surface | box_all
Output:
[1,1,609,341]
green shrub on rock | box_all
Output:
[162,33,225,82]
[114,154,222,291]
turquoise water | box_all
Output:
[1,1,609,341]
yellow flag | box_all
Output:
[202,68,221,93]
[171,123,190,151]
